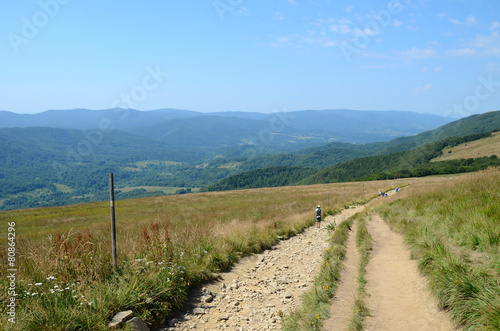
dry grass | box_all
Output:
[0,175,463,330]
[0,179,401,330]
[432,132,500,162]
[377,168,500,330]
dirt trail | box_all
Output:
[321,221,360,330]
[159,206,364,331]
[321,193,393,331]
[364,215,457,331]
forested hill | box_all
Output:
[375,111,500,154]
[222,111,500,172]
[0,108,452,149]
[0,110,496,210]
[205,111,500,192]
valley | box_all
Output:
[1,109,499,211]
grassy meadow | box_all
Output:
[377,168,500,330]
[432,132,500,162]
[0,180,394,330]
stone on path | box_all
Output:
[108,310,133,328]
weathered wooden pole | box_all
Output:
[110,173,117,270]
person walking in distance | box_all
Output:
[315,205,322,228]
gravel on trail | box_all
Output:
[159,206,364,331]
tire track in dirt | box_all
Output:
[364,215,458,331]
[321,220,360,330]
[158,206,364,331]
[321,191,395,331]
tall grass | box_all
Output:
[0,180,392,330]
[377,168,500,330]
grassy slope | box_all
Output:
[432,132,500,161]
[0,180,391,330]
[377,168,500,330]
[208,112,500,191]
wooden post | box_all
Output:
[110,173,117,270]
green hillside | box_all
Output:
[300,132,500,185]
[206,111,500,191]
[1,111,499,210]
[432,131,500,161]
[375,111,500,154]
[229,111,500,172]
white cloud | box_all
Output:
[330,24,351,34]
[465,15,476,26]
[401,47,436,59]
[344,5,354,13]
[434,67,442,73]
[414,83,433,95]
[470,31,500,54]
[232,7,248,17]
[490,21,500,30]
[303,30,338,48]
[268,35,296,48]
[274,11,285,20]
[288,0,298,5]
[448,15,476,26]
[392,19,403,27]
[445,48,477,56]
[353,27,381,37]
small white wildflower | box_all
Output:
[46,276,56,280]
[31,293,38,296]
[28,283,33,286]
[54,285,59,288]
[65,287,70,290]
[88,302,93,306]
[50,289,55,294]
[26,291,31,295]
[73,296,78,298]
[35,283,43,286]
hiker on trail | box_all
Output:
[315,205,322,228]
[379,190,383,197]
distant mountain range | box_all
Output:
[0,108,453,150]
[206,111,500,191]
[0,108,483,210]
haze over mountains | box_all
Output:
[1,108,498,211]
[0,108,452,148]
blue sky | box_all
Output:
[1,0,499,117]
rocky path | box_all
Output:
[160,206,364,331]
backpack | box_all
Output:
[316,208,321,219]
